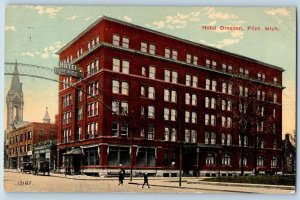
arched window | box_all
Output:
[271,156,277,168]
[257,155,264,167]
[206,153,215,165]
[239,155,248,166]
[222,153,231,166]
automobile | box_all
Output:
[21,162,33,174]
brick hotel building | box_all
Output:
[56,16,283,177]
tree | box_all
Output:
[222,75,275,175]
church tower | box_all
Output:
[6,61,24,130]
[43,107,51,123]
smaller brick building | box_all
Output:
[7,122,56,169]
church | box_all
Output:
[5,61,57,170]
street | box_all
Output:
[3,170,294,193]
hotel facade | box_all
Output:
[56,16,283,177]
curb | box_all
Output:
[188,180,295,190]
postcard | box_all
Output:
[3,6,296,193]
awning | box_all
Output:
[63,148,83,156]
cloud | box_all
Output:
[20,41,65,59]
[152,21,165,29]
[5,26,16,32]
[151,11,201,29]
[25,5,62,18]
[265,8,290,16]
[84,17,91,21]
[21,52,35,57]
[66,15,78,20]
[205,7,239,20]
[215,38,241,49]
[123,16,132,22]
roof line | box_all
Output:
[56,15,284,72]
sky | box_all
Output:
[3,6,296,138]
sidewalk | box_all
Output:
[5,169,295,191]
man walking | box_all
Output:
[142,172,150,188]
[118,169,124,185]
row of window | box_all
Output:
[8,144,32,155]
[9,131,32,144]
[205,154,278,167]
[62,94,72,108]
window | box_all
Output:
[239,135,248,147]
[112,80,129,95]
[191,130,197,143]
[76,127,82,141]
[226,134,232,146]
[86,122,98,139]
[212,61,217,69]
[122,60,129,74]
[113,58,120,72]
[122,37,129,48]
[185,93,191,105]
[239,156,248,166]
[164,70,171,82]
[121,123,128,136]
[112,122,119,137]
[141,42,147,52]
[186,54,191,63]
[186,75,191,86]
[142,66,146,76]
[185,111,190,123]
[62,94,72,108]
[140,127,145,137]
[257,156,264,167]
[206,79,217,91]
[164,127,170,141]
[149,44,155,55]
[148,106,155,119]
[205,59,211,67]
[77,107,83,120]
[113,34,120,46]
[271,157,277,168]
[87,59,99,76]
[205,97,216,109]
[273,93,277,103]
[205,132,216,145]
[121,102,128,115]
[148,87,155,99]
[222,154,231,166]
[205,114,216,126]
[148,125,155,140]
[121,82,129,95]
[87,81,99,97]
[222,64,227,72]
[171,109,177,121]
[172,50,177,60]
[185,129,190,143]
[78,90,82,102]
[206,153,215,165]
[273,109,276,118]
[165,48,170,58]
[149,66,155,79]
[192,76,198,87]
[171,128,177,141]
[191,112,197,123]
[193,56,198,65]
[164,89,177,103]
[274,77,278,84]
[112,80,120,94]
[171,71,178,83]
[164,108,170,121]
[191,94,197,106]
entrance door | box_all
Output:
[73,155,81,174]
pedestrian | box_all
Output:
[118,170,124,185]
[142,172,150,188]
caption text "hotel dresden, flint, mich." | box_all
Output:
[202,25,279,32]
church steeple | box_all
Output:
[43,107,51,123]
[6,60,24,130]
